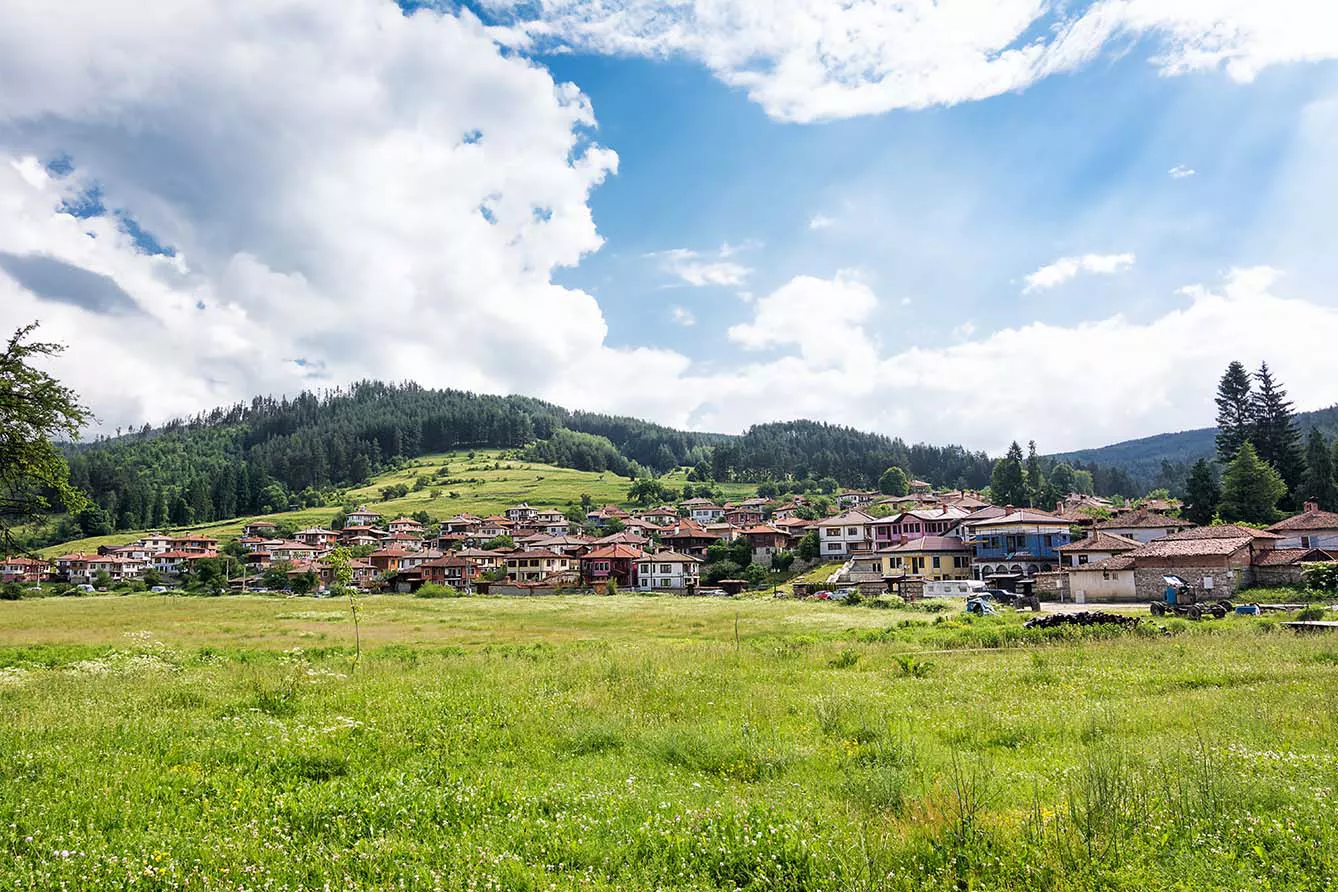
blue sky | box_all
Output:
[1,0,1337,453]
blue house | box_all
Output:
[968,510,1073,579]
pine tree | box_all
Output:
[1300,428,1338,510]
[1214,361,1254,463]
[1025,440,1043,507]
[990,441,1028,508]
[1182,458,1220,526]
[1218,442,1287,524]
[1251,363,1303,493]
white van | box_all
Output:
[923,580,985,599]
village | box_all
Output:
[8,484,1337,606]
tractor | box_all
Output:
[1149,575,1232,620]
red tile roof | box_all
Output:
[1056,531,1141,553]
[1268,509,1338,532]
[1096,509,1195,530]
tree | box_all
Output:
[1300,428,1338,511]
[1025,441,1044,507]
[1251,363,1303,493]
[1049,463,1076,496]
[1214,361,1254,463]
[796,530,820,562]
[878,466,909,496]
[481,535,514,551]
[990,442,1028,507]
[1182,458,1220,526]
[1218,442,1287,524]
[0,324,90,549]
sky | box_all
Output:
[1,0,1337,455]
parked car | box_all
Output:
[149,586,167,593]
[75,583,96,592]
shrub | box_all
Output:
[1297,606,1329,621]
[828,648,861,669]
[893,654,934,678]
[415,583,463,599]
[1,582,23,601]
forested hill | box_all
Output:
[49,382,1001,542]
[1053,404,1338,492]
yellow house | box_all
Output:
[880,536,973,581]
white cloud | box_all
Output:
[1022,252,1136,293]
[648,244,753,287]
[679,266,1338,453]
[808,213,836,230]
[670,305,696,326]
[0,0,642,431]
[952,320,976,339]
[485,0,1338,122]
[1169,164,1196,178]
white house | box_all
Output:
[346,506,382,527]
[816,510,875,558]
[635,551,702,591]
[1066,555,1138,601]
[506,502,538,524]
[685,502,725,524]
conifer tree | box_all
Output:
[990,441,1028,508]
[1218,442,1286,524]
[1025,440,1044,507]
[1300,428,1337,511]
[1251,363,1303,493]
[1182,458,1220,526]
[1214,361,1254,463]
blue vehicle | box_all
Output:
[1150,575,1231,620]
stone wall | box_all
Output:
[1032,572,1069,601]
[1133,566,1251,602]
[1252,564,1306,588]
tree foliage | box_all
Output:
[1218,442,1286,525]
[990,442,1028,508]
[1251,363,1303,493]
[0,324,90,550]
[1182,458,1220,526]
[877,466,909,496]
[1215,361,1255,464]
[1300,429,1337,511]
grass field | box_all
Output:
[36,450,760,557]
[2,593,1336,890]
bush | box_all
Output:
[1,582,23,601]
[1297,606,1330,621]
[415,583,464,599]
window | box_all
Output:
[1078,555,1088,565]
[1302,536,1313,548]
[847,528,859,535]
[953,556,967,568]
[659,564,671,573]
[932,556,941,569]
[659,578,671,587]
[825,527,839,537]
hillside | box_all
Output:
[38,449,760,557]
[1054,404,1338,489]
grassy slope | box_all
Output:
[37,449,759,557]
[0,595,1335,890]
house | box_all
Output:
[387,517,424,535]
[703,523,738,542]
[870,507,967,550]
[773,517,815,546]
[1251,548,1336,587]
[969,509,1072,579]
[477,516,514,539]
[420,554,480,589]
[457,548,507,572]
[242,521,277,538]
[586,505,631,527]
[268,541,321,563]
[368,546,419,575]
[1,556,49,583]
[771,502,803,521]
[1056,531,1141,568]
[442,514,483,535]
[1114,525,1282,601]
[346,506,381,527]
[909,479,933,494]
[687,502,725,524]
[592,530,650,550]
[387,531,425,551]
[56,553,146,583]
[659,519,718,558]
[137,532,176,554]
[836,490,877,509]
[637,507,680,526]
[580,544,645,588]
[506,502,538,524]
[294,528,339,549]
[1267,501,1338,550]
[635,551,702,591]
[505,550,574,583]
[880,536,972,581]
[1095,509,1196,544]
[151,550,215,577]
[528,535,593,557]
[816,510,875,559]
[343,532,386,549]
[1067,555,1138,601]
[171,535,220,555]
[724,506,764,527]
[739,525,788,564]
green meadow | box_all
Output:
[36,450,760,557]
[2,594,1336,890]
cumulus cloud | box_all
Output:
[0,0,637,430]
[808,213,836,230]
[1022,252,1136,293]
[647,243,754,287]
[684,266,1338,453]
[484,0,1338,122]
[1169,164,1196,178]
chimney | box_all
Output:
[1004,505,1015,515]
[1056,500,1064,514]
[1305,500,1319,514]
